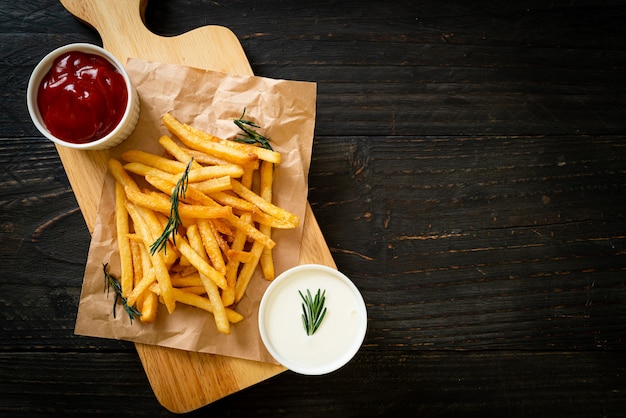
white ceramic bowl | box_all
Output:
[26,43,139,150]
[258,264,367,375]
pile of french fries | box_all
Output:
[108,113,299,334]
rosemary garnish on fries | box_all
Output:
[103,263,141,323]
[233,108,273,150]
[149,158,193,255]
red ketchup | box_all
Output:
[37,51,128,144]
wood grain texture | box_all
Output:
[1,0,626,416]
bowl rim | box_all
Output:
[258,263,368,375]
[26,42,136,150]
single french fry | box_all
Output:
[191,176,233,194]
[150,284,244,323]
[125,186,232,220]
[138,243,158,323]
[180,146,237,167]
[144,175,214,207]
[139,291,158,324]
[127,233,143,244]
[209,191,258,213]
[259,160,275,280]
[188,224,230,334]
[138,162,245,184]
[126,266,156,307]
[222,213,251,306]
[231,179,299,228]
[173,231,228,290]
[197,219,226,275]
[158,135,202,169]
[123,161,173,180]
[170,273,203,288]
[211,220,233,256]
[137,204,178,267]
[125,202,176,314]
[235,239,265,303]
[224,212,275,249]
[178,286,208,295]
[227,249,255,264]
[109,159,139,191]
[241,166,255,189]
[188,165,245,182]
[183,122,282,164]
[163,113,258,166]
[250,210,298,229]
[122,149,188,174]
[130,240,144,286]
[115,182,134,298]
[129,239,145,311]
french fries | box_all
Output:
[107,113,299,333]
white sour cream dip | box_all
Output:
[258,264,367,375]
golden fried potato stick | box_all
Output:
[197,219,226,275]
[180,146,238,167]
[187,224,230,334]
[183,120,282,164]
[178,286,208,295]
[125,202,176,314]
[158,135,202,169]
[143,175,216,207]
[114,182,134,298]
[224,212,276,249]
[235,240,265,304]
[187,165,246,182]
[125,186,231,220]
[136,202,178,267]
[128,160,244,183]
[170,273,203,288]
[231,179,299,228]
[172,231,228,290]
[222,213,251,306]
[163,113,258,166]
[129,239,145,310]
[150,284,244,324]
[109,159,139,191]
[240,166,255,189]
[122,149,188,174]
[226,249,255,264]
[139,291,158,324]
[126,266,156,308]
[189,176,233,195]
[137,243,159,324]
[209,191,257,213]
[259,160,275,280]
[123,162,174,180]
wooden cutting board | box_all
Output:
[58,0,335,413]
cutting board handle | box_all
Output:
[60,0,148,43]
[59,0,253,76]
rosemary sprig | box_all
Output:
[149,158,193,255]
[299,288,327,336]
[233,108,273,150]
[103,263,141,323]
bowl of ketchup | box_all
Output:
[27,43,139,150]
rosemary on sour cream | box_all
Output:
[299,288,327,336]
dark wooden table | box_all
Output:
[2,1,625,416]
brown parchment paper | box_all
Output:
[74,58,316,364]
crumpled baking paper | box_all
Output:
[74,58,316,364]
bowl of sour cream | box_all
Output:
[27,43,139,150]
[258,264,367,375]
